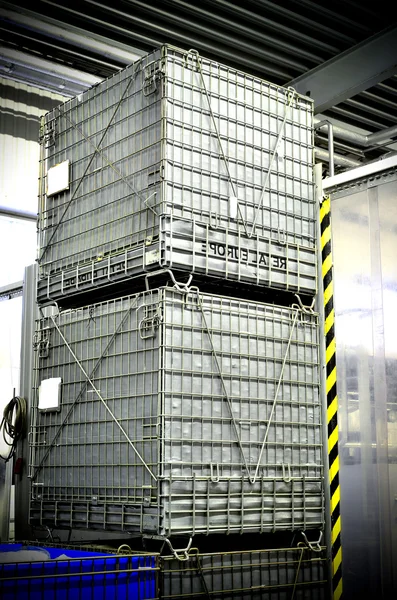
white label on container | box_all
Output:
[229,196,239,219]
[145,249,160,266]
[38,377,61,411]
[47,160,70,196]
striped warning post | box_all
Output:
[320,196,342,600]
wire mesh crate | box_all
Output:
[0,543,158,600]
[37,44,316,305]
[160,545,327,599]
[29,286,323,537]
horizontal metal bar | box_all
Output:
[253,0,356,44]
[147,0,324,63]
[0,46,102,87]
[323,154,397,189]
[0,6,143,65]
[89,0,308,72]
[0,280,23,300]
[314,148,361,169]
[198,0,339,54]
[0,566,159,582]
[288,25,397,113]
[48,0,291,80]
[0,205,37,221]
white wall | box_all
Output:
[0,78,66,540]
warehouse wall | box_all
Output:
[0,78,66,540]
[0,77,66,285]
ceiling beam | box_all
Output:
[287,25,397,113]
[0,6,144,66]
[0,46,101,96]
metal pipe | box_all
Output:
[323,154,397,190]
[314,148,361,169]
[1,8,143,66]
[367,123,397,145]
[315,120,335,176]
[0,206,37,222]
[314,119,367,146]
[315,135,366,157]
[328,122,335,177]
[314,117,397,148]
[0,47,102,88]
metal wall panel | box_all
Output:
[0,77,65,214]
[330,172,397,598]
[37,45,316,304]
[29,287,323,537]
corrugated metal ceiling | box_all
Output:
[1,0,397,169]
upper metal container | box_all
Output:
[37,45,316,304]
[29,286,323,537]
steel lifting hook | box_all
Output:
[165,537,193,561]
[301,530,323,552]
[294,294,315,314]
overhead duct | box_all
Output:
[314,117,397,148]
[314,148,361,169]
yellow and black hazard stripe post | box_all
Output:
[320,196,342,600]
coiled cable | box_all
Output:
[0,395,27,462]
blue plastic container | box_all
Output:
[0,544,157,600]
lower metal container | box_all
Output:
[160,546,327,599]
[29,286,323,537]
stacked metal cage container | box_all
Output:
[30,44,324,597]
[30,287,322,536]
[37,44,316,305]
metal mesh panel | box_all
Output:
[161,547,327,599]
[0,545,158,600]
[29,287,322,535]
[37,45,315,303]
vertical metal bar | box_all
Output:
[328,123,335,178]
[15,263,38,540]
[368,186,394,596]
[314,163,333,600]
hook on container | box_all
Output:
[165,537,193,561]
[301,530,323,552]
[210,462,220,483]
[144,269,193,292]
[282,462,292,483]
[185,49,201,70]
[286,86,297,104]
[278,229,286,246]
[293,294,316,314]
[117,544,132,554]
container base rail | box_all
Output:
[37,218,317,307]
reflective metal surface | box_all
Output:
[331,175,397,598]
